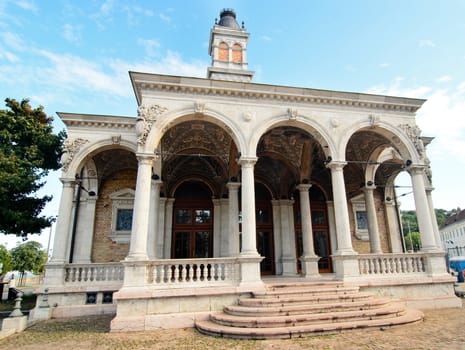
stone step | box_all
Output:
[195,308,424,339]
[238,291,372,307]
[227,296,390,317]
[254,285,360,298]
[212,302,407,328]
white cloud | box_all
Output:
[0,50,18,62]
[1,31,25,51]
[62,24,82,44]
[379,62,391,68]
[419,39,435,48]
[260,35,272,42]
[137,38,161,57]
[159,13,171,23]
[16,0,38,13]
[436,75,452,83]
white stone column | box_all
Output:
[327,162,358,279]
[271,200,282,275]
[227,182,241,257]
[326,201,337,254]
[280,199,297,276]
[163,198,175,258]
[297,184,319,277]
[147,179,162,259]
[50,178,76,264]
[238,157,263,288]
[156,197,167,258]
[410,166,438,252]
[212,199,222,257]
[219,198,229,257]
[73,196,97,263]
[126,154,154,261]
[327,162,355,255]
[426,187,442,250]
[362,185,382,253]
[385,199,403,253]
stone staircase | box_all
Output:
[195,281,424,339]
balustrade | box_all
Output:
[358,253,426,275]
[65,263,124,285]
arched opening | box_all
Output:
[255,183,275,275]
[218,42,228,61]
[232,43,242,63]
[172,181,213,259]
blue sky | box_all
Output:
[1,0,465,248]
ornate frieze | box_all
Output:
[399,123,425,159]
[61,138,89,172]
[136,104,168,145]
[287,108,298,121]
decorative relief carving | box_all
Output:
[243,111,254,122]
[330,118,339,128]
[368,114,380,127]
[399,124,425,159]
[194,102,206,114]
[61,138,89,172]
[136,104,168,145]
[111,135,121,144]
[287,108,298,120]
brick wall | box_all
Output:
[92,169,137,262]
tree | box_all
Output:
[0,244,12,278]
[0,98,65,238]
[404,231,421,252]
[10,241,47,286]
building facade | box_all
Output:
[32,9,459,330]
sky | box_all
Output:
[1,0,465,250]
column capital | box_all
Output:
[226,181,241,190]
[150,179,163,187]
[296,183,312,192]
[362,184,376,193]
[326,161,347,171]
[136,152,155,164]
[407,164,427,175]
[59,177,76,186]
[238,156,257,167]
[425,186,435,192]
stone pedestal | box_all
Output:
[425,252,448,276]
[300,256,320,278]
[332,254,360,280]
[238,255,264,289]
[1,316,27,333]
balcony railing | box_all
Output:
[64,263,124,285]
[146,257,240,287]
[358,253,426,275]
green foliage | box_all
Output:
[0,98,66,238]
[401,210,418,235]
[404,231,421,252]
[0,244,12,275]
[10,241,47,276]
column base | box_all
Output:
[238,255,264,289]
[332,253,360,280]
[300,255,320,278]
[282,256,298,276]
[121,260,148,288]
[424,251,448,276]
[42,263,66,287]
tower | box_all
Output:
[207,9,254,82]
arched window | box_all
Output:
[232,43,242,63]
[218,42,228,61]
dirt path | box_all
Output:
[1,304,464,350]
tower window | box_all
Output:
[218,42,228,61]
[232,43,242,63]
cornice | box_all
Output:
[57,112,137,130]
[130,72,426,113]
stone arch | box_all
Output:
[365,146,403,184]
[340,122,419,164]
[249,114,336,159]
[232,43,242,63]
[144,107,246,157]
[218,41,229,61]
[169,176,216,199]
[64,139,137,177]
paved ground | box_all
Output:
[0,299,464,350]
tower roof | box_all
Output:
[218,9,240,29]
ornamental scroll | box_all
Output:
[136,104,168,145]
[399,123,425,159]
[61,138,89,172]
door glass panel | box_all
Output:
[195,210,211,224]
[175,209,191,224]
[194,231,210,258]
[312,210,326,226]
[314,230,330,270]
[256,209,269,223]
[174,232,190,258]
